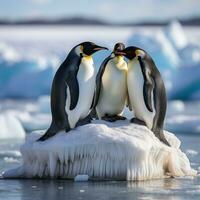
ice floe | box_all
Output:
[2,121,196,180]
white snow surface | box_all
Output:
[2,120,196,180]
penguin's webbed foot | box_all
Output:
[101,116,116,122]
[114,115,127,121]
[102,115,127,122]
[76,115,92,127]
[130,118,146,126]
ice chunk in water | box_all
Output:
[74,175,89,182]
[2,121,196,180]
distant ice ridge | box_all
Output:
[127,29,180,71]
[164,21,200,100]
[0,21,200,100]
[0,112,25,139]
[127,20,200,100]
[0,42,60,98]
[2,121,196,180]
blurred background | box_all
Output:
[1,2,200,199]
[0,0,200,171]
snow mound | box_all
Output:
[0,112,25,139]
[2,121,196,180]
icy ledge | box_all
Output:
[2,120,197,180]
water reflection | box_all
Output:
[0,177,200,200]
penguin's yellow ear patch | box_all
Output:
[135,49,141,56]
[135,50,145,58]
[80,45,83,52]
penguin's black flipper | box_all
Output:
[143,79,154,112]
[93,56,112,108]
[138,57,154,112]
[66,72,79,110]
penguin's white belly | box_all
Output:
[128,61,155,129]
[65,58,95,128]
[96,63,127,118]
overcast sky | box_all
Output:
[0,0,200,22]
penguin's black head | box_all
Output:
[117,46,146,60]
[78,42,108,56]
[113,43,125,56]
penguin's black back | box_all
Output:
[51,50,80,121]
[38,48,81,141]
[143,53,167,133]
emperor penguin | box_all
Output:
[117,46,170,146]
[38,42,108,141]
[93,43,128,122]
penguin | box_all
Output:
[38,42,108,141]
[93,43,128,122]
[116,46,170,146]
